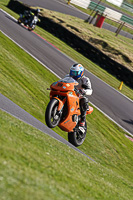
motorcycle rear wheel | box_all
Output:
[28,26,35,31]
[45,98,61,128]
[28,27,32,31]
[68,122,87,147]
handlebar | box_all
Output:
[74,87,81,95]
[74,87,85,96]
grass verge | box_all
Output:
[0,1,133,101]
[35,25,133,100]
[0,26,133,199]
[38,8,133,71]
[0,109,133,200]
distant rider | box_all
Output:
[23,8,40,24]
[67,63,93,127]
[34,8,40,17]
[23,10,33,24]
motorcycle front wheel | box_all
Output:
[68,122,87,147]
[28,25,35,31]
[45,98,61,128]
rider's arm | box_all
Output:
[81,77,93,96]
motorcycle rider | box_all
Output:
[34,9,40,17]
[23,9,40,24]
[69,63,93,127]
[23,10,33,24]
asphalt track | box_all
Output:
[20,0,133,39]
[0,93,95,160]
[0,6,133,137]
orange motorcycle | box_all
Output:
[45,77,93,147]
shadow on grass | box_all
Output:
[7,0,133,89]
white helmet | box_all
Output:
[70,63,84,80]
[37,9,40,13]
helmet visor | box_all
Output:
[70,70,80,77]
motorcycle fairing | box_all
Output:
[49,77,93,132]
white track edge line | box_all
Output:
[1,29,132,138]
[1,8,133,103]
[0,9,133,137]
[0,108,94,160]
[90,102,133,137]
[0,29,60,79]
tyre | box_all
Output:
[28,26,35,31]
[68,122,87,147]
[28,25,33,31]
[28,22,35,31]
[45,98,61,128]
[28,27,32,31]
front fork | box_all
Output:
[54,97,66,111]
[53,97,66,119]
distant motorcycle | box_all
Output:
[18,11,40,31]
[45,77,93,147]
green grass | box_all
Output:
[35,25,133,100]
[0,109,133,200]
[0,26,133,200]
[0,0,133,101]
[38,7,133,70]
[124,0,133,4]
[0,32,58,122]
[0,3,133,198]
[0,0,19,18]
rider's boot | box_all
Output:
[79,114,86,127]
[79,98,89,127]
